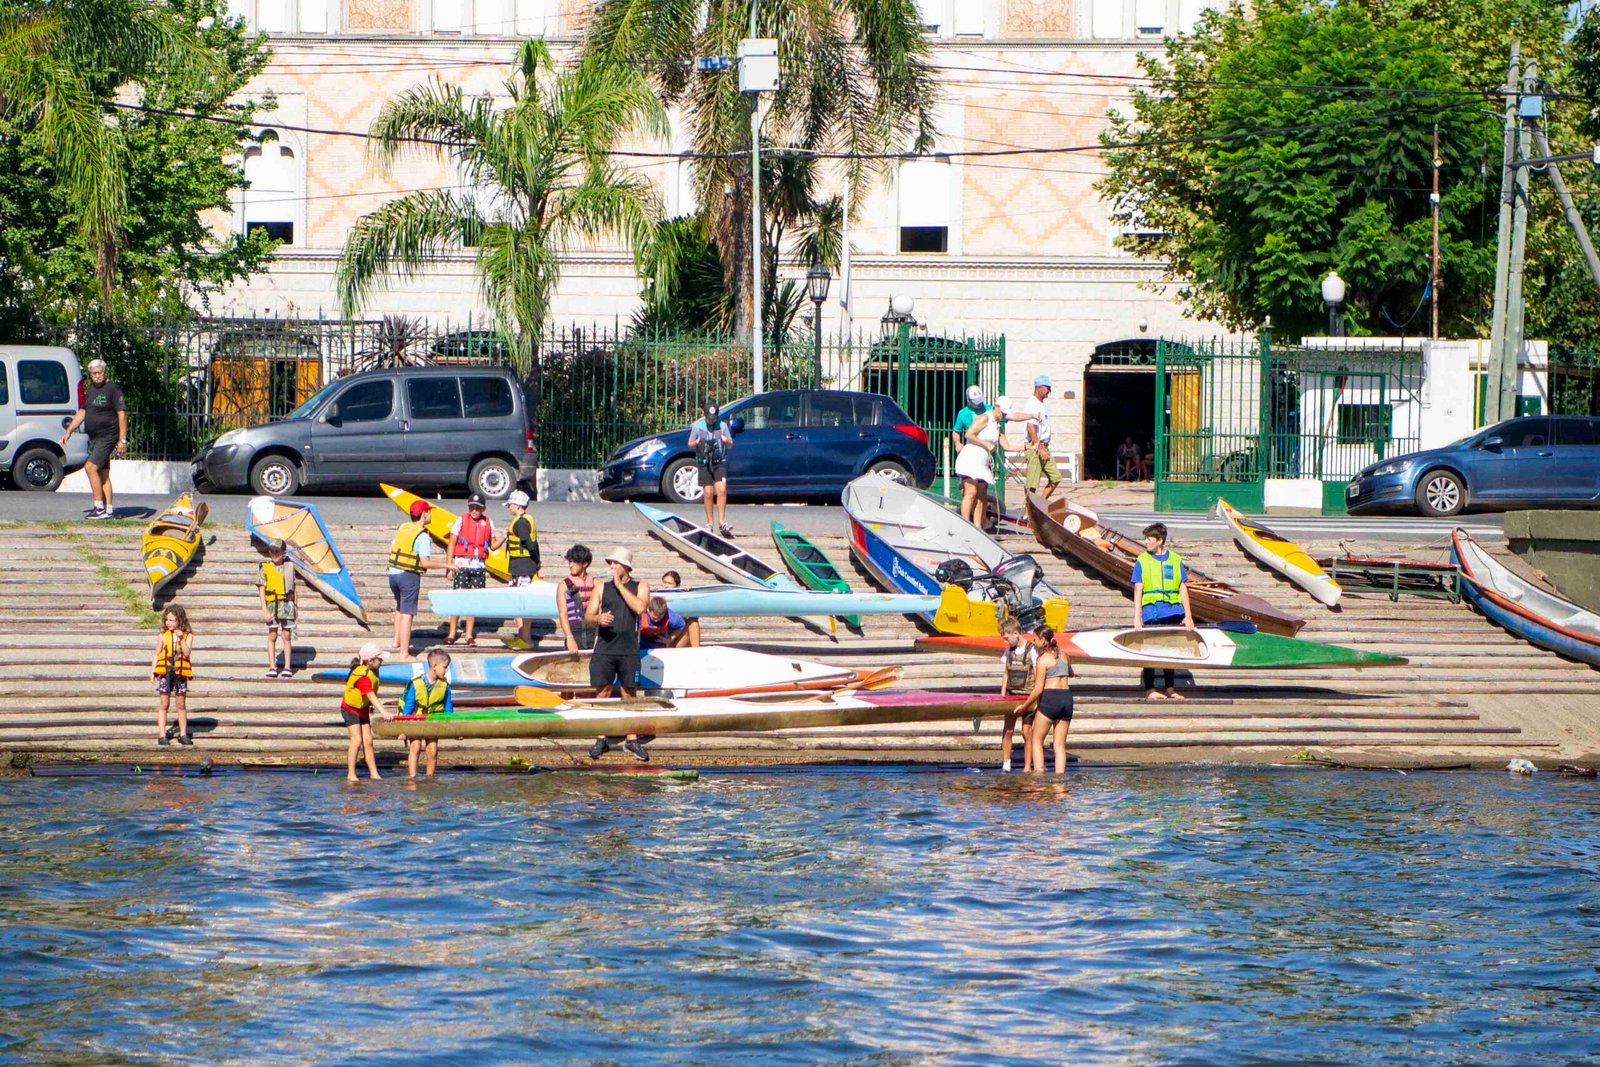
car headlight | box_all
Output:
[213,429,243,448]
[1368,459,1411,478]
[619,439,665,463]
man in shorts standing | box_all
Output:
[444,494,493,647]
[584,547,652,761]
[59,358,126,519]
[689,403,734,537]
[386,499,446,659]
[1022,374,1062,499]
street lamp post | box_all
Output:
[1321,271,1347,337]
[806,263,831,387]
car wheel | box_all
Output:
[662,457,704,504]
[866,460,913,485]
[470,457,517,500]
[250,455,301,497]
[12,447,63,492]
[1416,470,1465,517]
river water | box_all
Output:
[1,766,1597,1065]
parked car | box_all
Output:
[598,389,936,504]
[1346,415,1600,516]
[191,365,536,499]
[0,345,89,492]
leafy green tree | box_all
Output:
[585,0,938,337]
[337,40,665,373]
[1099,0,1498,338]
[0,0,233,306]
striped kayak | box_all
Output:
[143,492,207,606]
[916,626,1406,670]
[316,645,869,692]
[770,521,861,629]
[246,496,367,625]
[428,581,936,620]
[1453,528,1600,667]
[380,483,512,582]
[1214,498,1341,607]
[374,688,1021,741]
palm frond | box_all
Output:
[336,189,483,315]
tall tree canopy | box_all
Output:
[584,0,939,337]
[1100,0,1502,339]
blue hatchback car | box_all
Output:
[1346,415,1600,516]
[597,389,936,503]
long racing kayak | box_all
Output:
[1215,497,1341,607]
[916,626,1406,670]
[428,581,937,620]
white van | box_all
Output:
[0,346,89,491]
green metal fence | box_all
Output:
[1549,346,1600,417]
[1154,336,1422,513]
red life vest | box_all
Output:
[453,513,492,560]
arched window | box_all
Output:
[240,132,302,245]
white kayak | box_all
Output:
[1214,498,1342,608]
[428,581,938,620]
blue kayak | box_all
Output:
[246,496,367,625]
[427,580,938,620]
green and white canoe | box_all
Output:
[770,521,861,628]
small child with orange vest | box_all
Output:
[150,606,194,746]
[340,641,394,782]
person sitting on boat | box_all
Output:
[1017,624,1072,775]
[584,547,653,762]
[388,500,448,660]
[1132,522,1195,701]
[341,642,395,783]
[496,490,542,650]
[639,596,700,651]
[953,386,1000,531]
[444,494,494,647]
[257,539,297,678]
[400,648,454,780]
[556,544,598,654]
[689,403,736,538]
[997,616,1035,772]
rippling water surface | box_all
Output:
[1,766,1598,1065]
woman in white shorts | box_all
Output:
[955,393,1000,530]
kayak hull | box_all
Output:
[771,520,861,628]
[380,483,513,583]
[428,582,937,620]
[916,627,1406,670]
[1215,498,1341,608]
[143,493,207,606]
[246,496,367,625]
[1453,528,1600,667]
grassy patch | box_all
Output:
[62,529,163,630]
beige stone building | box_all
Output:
[220,0,1222,476]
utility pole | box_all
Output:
[1486,41,1520,426]
[1531,122,1600,292]
[1431,125,1441,340]
[1500,58,1537,422]
[738,17,778,394]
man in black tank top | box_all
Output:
[584,547,653,760]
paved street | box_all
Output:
[3,486,1507,543]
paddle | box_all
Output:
[513,686,566,708]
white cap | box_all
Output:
[965,385,985,406]
[505,490,531,508]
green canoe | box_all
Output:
[770,521,860,628]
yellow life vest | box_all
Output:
[155,629,192,679]
[259,560,289,603]
[387,520,427,573]
[506,514,536,560]
[1136,550,1184,606]
[405,676,450,717]
[342,664,378,711]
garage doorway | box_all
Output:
[1083,339,1158,480]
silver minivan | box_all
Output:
[0,346,89,491]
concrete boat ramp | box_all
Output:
[2,512,1596,770]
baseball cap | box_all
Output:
[1034,374,1053,389]
[357,641,384,662]
[965,385,985,406]
[604,546,635,570]
[264,538,286,554]
[466,494,486,510]
[408,500,431,519]
[506,490,531,508]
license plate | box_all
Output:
[1346,482,1359,498]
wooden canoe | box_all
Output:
[1452,528,1600,667]
[1024,491,1305,636]
[1214,497,1341,607]
[380,483,513,582]
[770,520,860,628]
[246,496,367,625]
[143,492,208,606]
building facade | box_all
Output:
[219,0,1225,476]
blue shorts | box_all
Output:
[389,571,421,615]
[1141,606,1185,626]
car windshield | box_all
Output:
[283,378,341,421]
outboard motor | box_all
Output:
[934,558,975,590]
[989,553,1046,630]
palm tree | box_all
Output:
[0,0,217,303]
[585,0,939,337]
[336,40,666,375]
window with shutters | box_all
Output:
[225,0,328,32]
[897,156,952,255]
[239,132,302,246]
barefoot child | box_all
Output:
[150,606,194,746]
[997,616,1035,772]
[340,642,394,782]
[257,539,297,677]
[400,648,454,779]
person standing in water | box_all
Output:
[1017,624,1072,774]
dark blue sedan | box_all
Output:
[597,389,936,504]
[1346,415,1600,516]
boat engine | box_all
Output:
[982,554,1046,630]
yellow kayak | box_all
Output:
[143,492,208,607]
[1214,498,1341,608]
[379,483,513,583]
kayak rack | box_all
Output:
[1323,558,1463,603]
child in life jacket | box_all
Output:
[445,495,493,646]
[341,641,394,783]
[400,648,454,778]
[150,606,194,747]
[257,539,297,677]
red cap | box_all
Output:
[409,500,432,519]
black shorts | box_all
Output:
[452,566,487,590]
[698,459,727,487]
[1038,689,1073,723]
[87,431,117,468]
[340,706,371,726]
[589,652,640,690]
